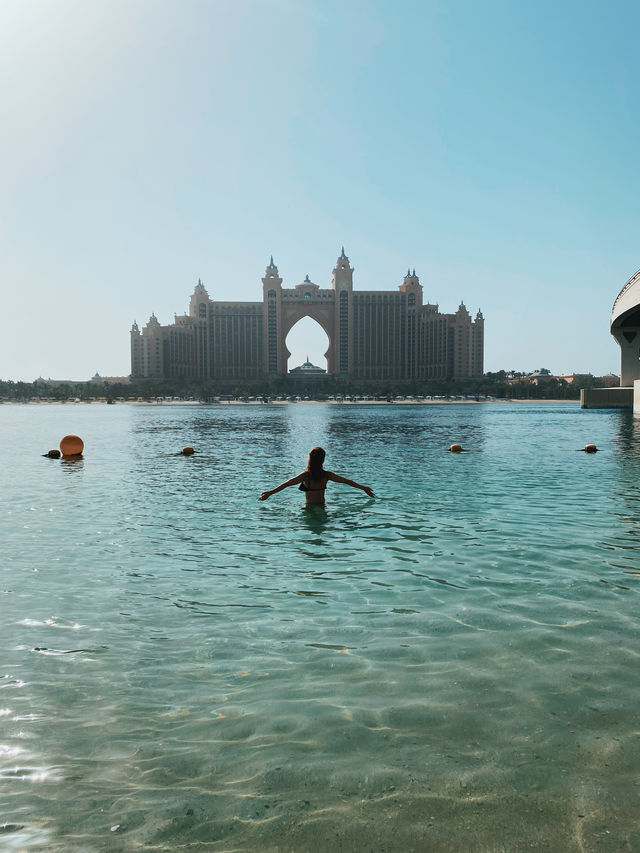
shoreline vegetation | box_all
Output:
[2,397,578,405]
[0,371,617,405]
[0,370,619,405]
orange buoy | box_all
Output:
[43,449,61,459]
[583,444,598,453]
[181,446,195,456]
[60,435,84,457]
[449,443,463,453]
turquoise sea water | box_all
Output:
[1,401,639,852]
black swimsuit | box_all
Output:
[299,477,326,493]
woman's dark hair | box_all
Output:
[306,446,326,480]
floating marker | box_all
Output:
[60,435,84,457]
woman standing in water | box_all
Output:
[258,446,375,505]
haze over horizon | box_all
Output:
[2,0,638,382]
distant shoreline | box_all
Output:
[0,398,577,406]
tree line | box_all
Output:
[0,372,618,402]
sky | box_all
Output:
[1,0,639,381]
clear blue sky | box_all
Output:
[2,0,638,381]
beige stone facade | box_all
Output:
[131,250,484,382]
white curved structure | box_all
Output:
[611,268,640,386]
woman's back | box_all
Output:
[258,446,374,503]
[299,471,329,503]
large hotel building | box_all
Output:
[131,249,484,382]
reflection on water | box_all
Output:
[300,503,330,536]
[1,402,640,852]
[613,408,640,456]
[60,456,84,472]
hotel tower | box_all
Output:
[131,250,484,382]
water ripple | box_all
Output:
[2,403,640,851]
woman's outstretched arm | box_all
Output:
[258,472,305,501]
[327,471,375,497]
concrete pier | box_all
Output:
[581,387,633,409]
[582,267,640,409]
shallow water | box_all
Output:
[1,401,640,852]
